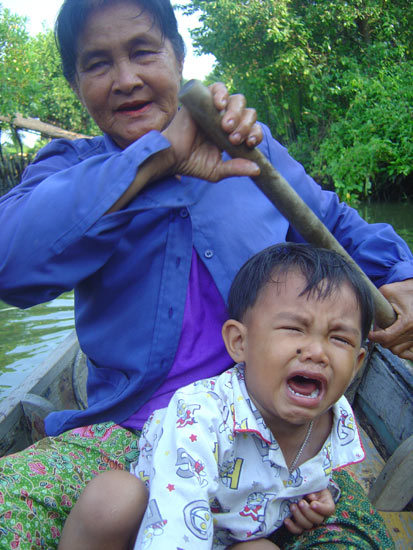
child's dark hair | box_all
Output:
[228,243,375,342]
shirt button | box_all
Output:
[179,208,189,218]
[204,249,214,259]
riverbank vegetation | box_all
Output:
[0,1,412,203]
[182,0,412,204]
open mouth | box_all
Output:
[116,101,151,113]
[287,375,322,399]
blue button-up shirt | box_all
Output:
[0,125,412,435]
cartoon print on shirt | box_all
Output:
[234,413,249,431]
[252,434,281,471]
[135,468,150,486]
[322,442,333,476]
[337,406,356,445]
[239,491,275,534]
[176,399,201,428]
[218,404,235,444]
[183,500,213,540]
[213,530,235,548]
[139,499,167,549]
[175,448,208,487]
[245,396,269,433]
[140,417,163,463]
[193,378,216,391]
[219,457,244,489]
[273,498,298,529]
[138,438,154,464]
[209,496,229,514]
[285,467,304,488]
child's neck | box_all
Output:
[273,410,333,471]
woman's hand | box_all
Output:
[108,83,262,212]
[161,82,262,182]
[369,278,413,360]
[209,82,263,148]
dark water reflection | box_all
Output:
[359,202,413,252]
[0,201,412,400]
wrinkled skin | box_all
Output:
[370,279,413,360]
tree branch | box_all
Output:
[0,113,92,141]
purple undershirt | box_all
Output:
[121,248,233,430]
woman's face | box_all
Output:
[74,1,183,149]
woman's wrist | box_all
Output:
[105,147,176,214]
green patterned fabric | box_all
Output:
[0,423,394,549]
[270,469,395,550]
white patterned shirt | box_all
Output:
[133,365,364,549]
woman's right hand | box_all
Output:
[161,83,262,182]
[108,85,262,212]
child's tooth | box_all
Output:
[288,386,320,399]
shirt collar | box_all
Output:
[229,364,365,468]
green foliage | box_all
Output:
[0,5,99,136]
[27,30,99,135]
[181,0,413,202]
[307,63,413,205]
[0,7,32,116]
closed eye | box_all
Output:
[280,326,303,333]
[132,49,158,60]
[331,335,355,347]
[85,60,109,73]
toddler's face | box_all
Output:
[235,271,365,433]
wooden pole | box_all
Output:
[179,79,396,329]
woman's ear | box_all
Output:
[222,319,247,364]
[70,77,83,104]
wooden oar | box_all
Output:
[179,79,396,329]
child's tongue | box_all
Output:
[288,376,318,396]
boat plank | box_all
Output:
[380,512,413,550]
[369,435,413,512]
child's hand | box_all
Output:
[284,488,336,535]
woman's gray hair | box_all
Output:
[55,0,186,85]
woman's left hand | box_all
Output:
[369,278,413,360]
[209,82,263,148]
[161,83,263,183]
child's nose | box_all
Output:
[298,340,329,366]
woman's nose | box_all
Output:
[113,61,143,94]
[298,340,329,366]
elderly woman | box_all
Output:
[0,0,411,548]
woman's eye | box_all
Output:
[132,50,156,59]
[86,60,108,72]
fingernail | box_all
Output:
[251,163,260,175]
[231,132,241,143]
[247,136,257,147]
[226,119,234,129]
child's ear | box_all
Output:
[222,319,247,364]
[354,346,367,377]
